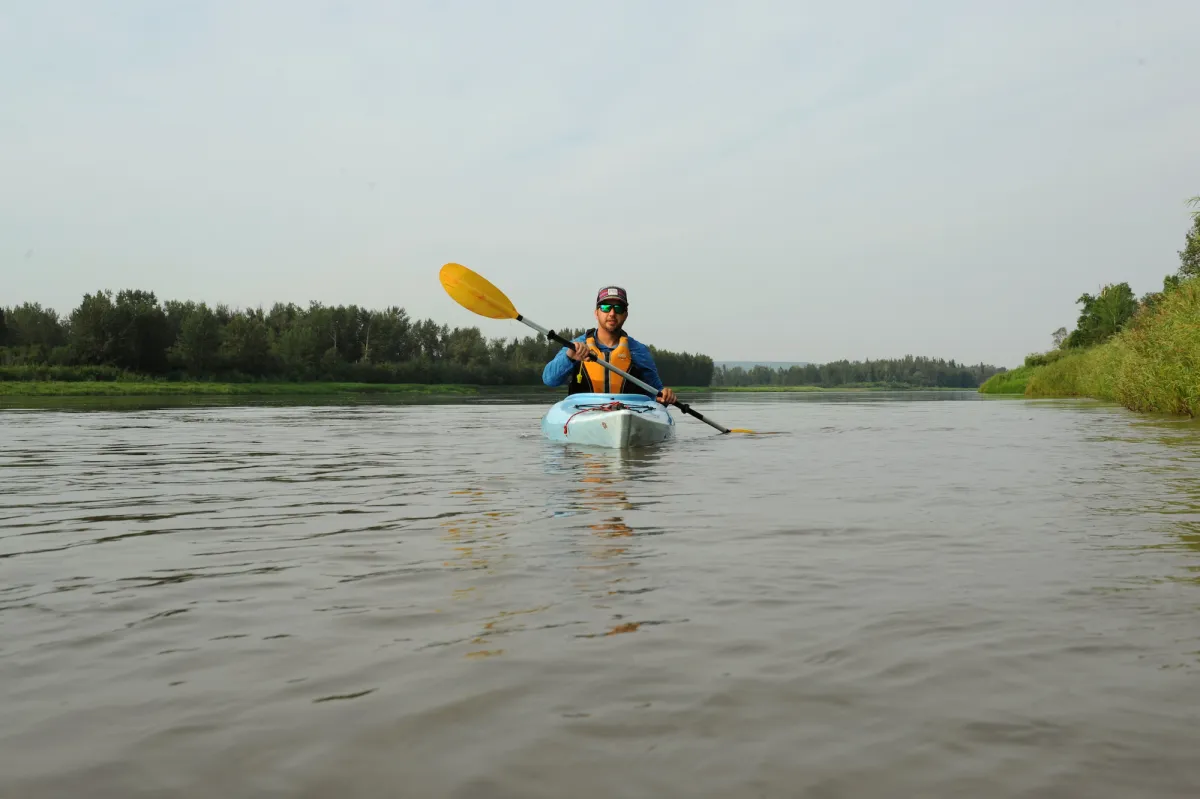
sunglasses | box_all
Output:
[597,303,627,314]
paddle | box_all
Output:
[439,262,752,434]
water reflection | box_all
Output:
[1137,418,1200,581]
[433,487,523,659]
[1085,413,1200,608]
[543,445,670,637]
[434,445,670,653]
[542,441,668,487]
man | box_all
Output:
[542,286,678,405]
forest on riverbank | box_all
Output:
[0,294,715,387]
[1,291,1003,393]
[980,196,1200,417]
[713,358,1002,389]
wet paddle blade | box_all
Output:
[439,263,519,320]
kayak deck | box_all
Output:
[540,393,675,448]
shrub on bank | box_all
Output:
[1023,349,1069,368]
[0,365,139,382]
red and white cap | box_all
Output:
[595,286,628,307]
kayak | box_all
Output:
[540,393,675,448]
[541,393,675,448]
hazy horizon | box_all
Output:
[4,2,1199,369]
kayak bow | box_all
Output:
[541,393,675,448]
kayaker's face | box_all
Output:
[595,303,627,333]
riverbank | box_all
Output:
[979,275,1199,416]
[698,384,971,392]
[0,380,983,398]
[978,366,1036,396]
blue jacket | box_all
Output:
[542,332,665,392]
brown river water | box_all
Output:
[2,391,1199,798]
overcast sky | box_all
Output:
[3,1,1198,366]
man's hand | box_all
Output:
[657,387,677,405]
[566,342,589,362]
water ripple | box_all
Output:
[2,397,1200,797]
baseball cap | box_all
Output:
[595,286,628,307]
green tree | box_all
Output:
[445,326,489,365]
[220,310,274,375]
[109,290,172,373]
[1178,197,1200,278]
[413,319,446,360]
[66,289,172,372]
[9,288,722,387]
[1063,282,1138,349]
[1,303,67,353]
[68,290,117,365]
[709,355,1000,388]
[170,303,222,373]
[649,347,715,386]
[365,307,414,363]
[164,300,195,344]
[275,316,323,376]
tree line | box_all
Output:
[0,289,715,387]
[712,356,1003,389]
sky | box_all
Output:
[2,1,1198,367]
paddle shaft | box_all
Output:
[516,315,732,435]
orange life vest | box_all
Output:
[572,331,633,394]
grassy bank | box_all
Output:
[1024,347,1120,403]
[978,367,1036,395]
[1029,276,1199,415]
[982,275,1200,416]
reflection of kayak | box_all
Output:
[541,393,675,448]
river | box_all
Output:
[2,391,1199,798]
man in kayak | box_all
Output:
[541,286,678,405]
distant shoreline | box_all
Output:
[679,385,970,393]
[0,380,979,398]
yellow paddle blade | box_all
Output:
[728,428,755,434]
[439,263,519,320]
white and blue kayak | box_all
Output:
[540,393,675,448]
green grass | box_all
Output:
[1110,276,1200,416]
[0,381,485,397]
[0,364,134,382]
[978,366,1036,395]
[1024,347,1119,402]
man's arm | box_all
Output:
[542,335,587,386]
